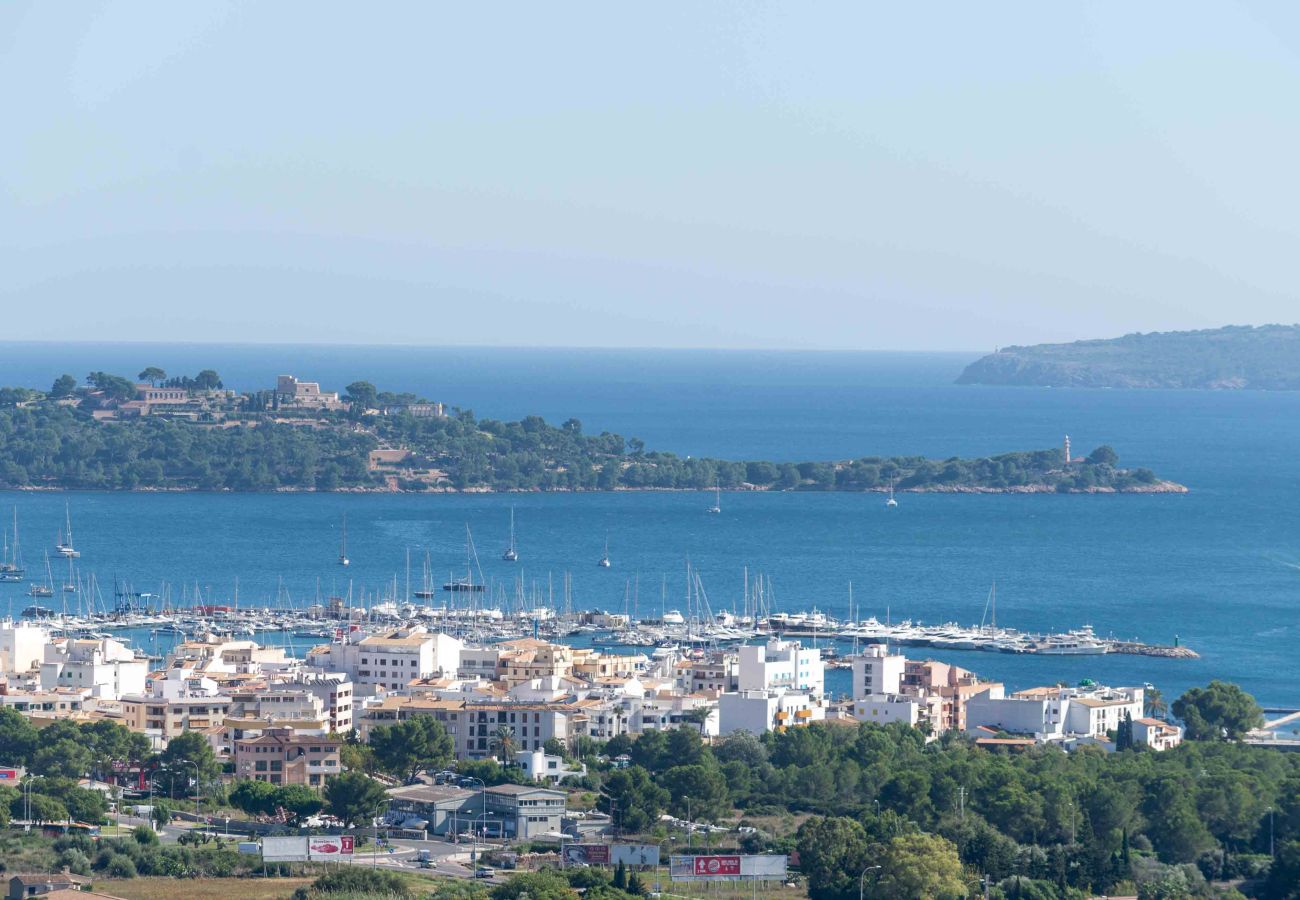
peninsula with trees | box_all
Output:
[958,324,1300,390]
[0,368,1185,493]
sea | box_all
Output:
[1,342,1297,708]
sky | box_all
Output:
[2,4,1300,351]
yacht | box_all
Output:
[338,514,350,566]
[706,485,721,514]
[886,480,898,508]
[598,536,611,568]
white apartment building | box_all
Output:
[850,645,906,698]
[964,684,1145,743]
[0,620,49,676]
[852,694,926,727]
[738,639,824,696]
[40,637,147,700]
[307,627,462,692]
[718,688,824,735]
[625,693,720,735]
[964,685,1066,740]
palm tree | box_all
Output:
[490,725,518,764]
[684,707,712,735]
[1145,686,1167,719]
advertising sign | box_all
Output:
[309,835,356,860]
[694,856,741,877]
[0,768,19,781]
[564,844,661,867]
[564,844,610,865]
[261,836,309,862]
[670,855,788,882]
[612,844,661,867]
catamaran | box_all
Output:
[886,479,898,508]
[502,507,519,562]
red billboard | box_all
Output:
[308,835,355,859]
[693,856,741,877]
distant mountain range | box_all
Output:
[957,325,1300,390]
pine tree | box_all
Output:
[613,860,628,889]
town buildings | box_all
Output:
[274,375,344,410]
[307,627,462,693]
[39,637,147,700]
[232,728,342,787]
[849,645,1000,735]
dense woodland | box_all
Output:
[0,372,1166,492]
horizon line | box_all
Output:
[0,338,988,355]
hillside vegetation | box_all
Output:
[0,371,1180,492]
[957,324,1300,389]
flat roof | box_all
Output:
[386,783,475,804]
[485,783,565,797]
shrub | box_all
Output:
[106,855,138,879]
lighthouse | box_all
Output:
[1064,435,1071,464]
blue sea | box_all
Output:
[1,342,1298,707]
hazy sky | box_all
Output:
[3,4,1299,351]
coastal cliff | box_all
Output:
[958,324,1300,390]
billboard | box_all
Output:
[262,836,308,862]
[309,836,355,860]
[670,855,788,882]
[564,844,610,865]
[564,844,661,867]
[0,768,19,781]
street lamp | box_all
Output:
[859,864,881,900]
[471,811,496,867]
[22,777,34,827]
[176,760,202,821]
[460,776,487,862]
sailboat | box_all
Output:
[886,479,898,508]
[55,504,80,558]
[0,508,24,582]
[598,535,611,568]
[444,525,487,592]
[706,484,721,514]
[338,514,350,566]
[28,552,54,598]
[502,507,519,562]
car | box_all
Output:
[419,859,437,869]
[475,867,495,879]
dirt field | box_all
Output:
[97,877,315,900]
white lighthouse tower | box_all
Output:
[1063,435,1072,464]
